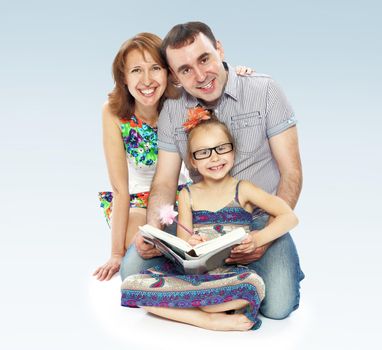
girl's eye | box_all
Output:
[198,149,209,156]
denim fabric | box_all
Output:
[120,223,177,279]
[248,214,305,319]
[120,215,304,320]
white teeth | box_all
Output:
[200,81,213,89]
[209,164,224,170]
[141,88,155,95]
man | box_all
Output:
[121,22,304,320]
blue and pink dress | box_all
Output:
[120,181,265,329]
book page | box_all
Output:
[139,225,193,252]
[193,227,246,256]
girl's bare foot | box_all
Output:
[206,312,254,331]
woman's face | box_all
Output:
[124,49,167,110]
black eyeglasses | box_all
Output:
[192,143,234,160]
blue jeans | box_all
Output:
[120,217,304,320]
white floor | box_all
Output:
[88,274,312,350]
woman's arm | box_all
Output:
[93,102,130,281]
[233,181,298,254]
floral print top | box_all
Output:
[120,115,158,168]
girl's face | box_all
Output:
[190,125,234,181]
[124,49,167,111]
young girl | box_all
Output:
[120,109,298,331]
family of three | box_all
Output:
[95,21,304,331]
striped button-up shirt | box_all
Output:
[158,64,296,195]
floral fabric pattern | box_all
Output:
[98,184,189,227]
[120,115,157,168]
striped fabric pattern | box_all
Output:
[158,64,297,195]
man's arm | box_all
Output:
[226,126,302,264]
[147,150,183,226]
[269,126,302,209]
[134,150,183,259]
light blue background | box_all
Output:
[1,0,381,349]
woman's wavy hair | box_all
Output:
[108,32,178,119]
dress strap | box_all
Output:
[184,185,194,210]
[234,180,242,206]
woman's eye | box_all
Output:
[131,68,141,73]
[152,65,162,71]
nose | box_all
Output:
[210,149,220,161]
[142,70,152,86]
[194,67,206,83]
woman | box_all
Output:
[94,33,252,281]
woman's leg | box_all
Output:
[143,306,253,331]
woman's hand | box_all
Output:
[93,255,123,281]
[187,233,205,246]
[235,65,255,76]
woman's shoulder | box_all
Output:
[102,101,120,122]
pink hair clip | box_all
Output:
[182,107,211,132]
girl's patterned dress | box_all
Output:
[120,181,265,330]
[98,115,189,226]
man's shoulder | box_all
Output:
[162,90,189,110]
[234,72,276,99]
[237,72,273,85]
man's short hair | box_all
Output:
[161,21,217,63]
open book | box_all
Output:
[139,224,247,274]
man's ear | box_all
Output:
[216,40,224,60]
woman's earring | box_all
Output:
[172,81,182,88]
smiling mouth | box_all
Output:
[208,164,225,171]
[139,88,156,96]
[197,79,214,91]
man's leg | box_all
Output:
[120,223,177,281]
[248,232,304,319]
[120,244,167,281]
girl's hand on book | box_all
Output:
[93,255,122,281]
[187,233,205,246]
[231,234,257,255]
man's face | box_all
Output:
[166,33,227,105]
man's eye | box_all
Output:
[201,57,209,64]
[182,68,190,75]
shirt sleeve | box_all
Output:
[265,79,297,138]
[157,100,178,152]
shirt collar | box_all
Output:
[184,62,238,108]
